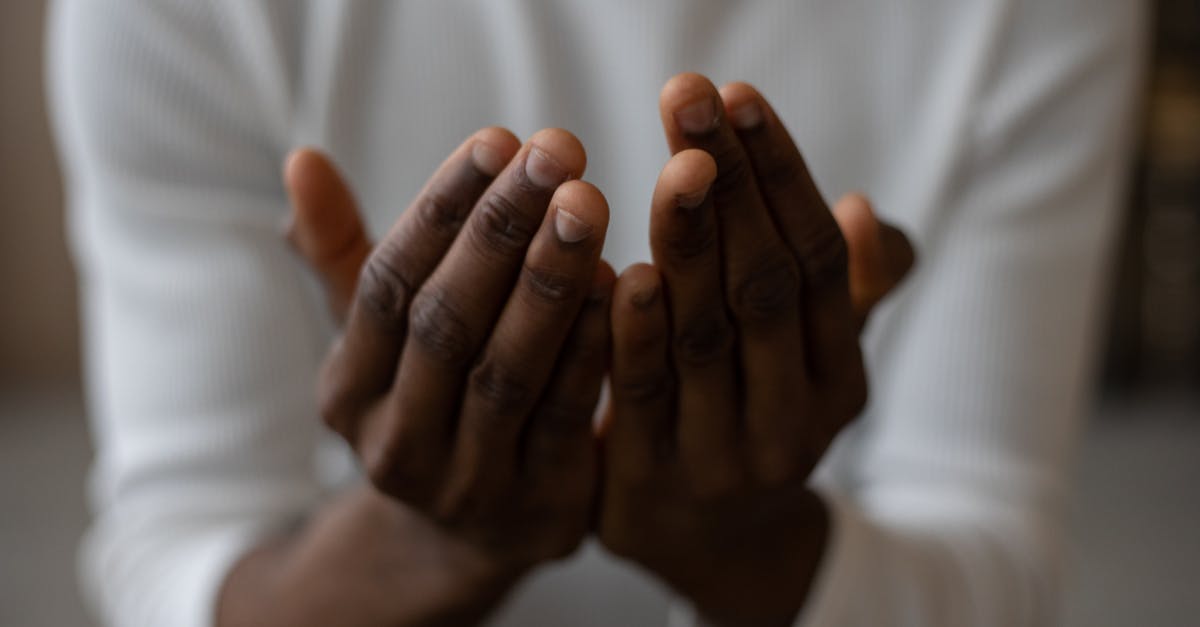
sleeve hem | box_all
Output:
[80,518,279,627]
[791,487,872,626]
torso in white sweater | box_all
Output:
[48,1,1144,625]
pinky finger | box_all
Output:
[284,148,373,322]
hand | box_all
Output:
[285,99,913,624]
[287,128,613,588]
[599,74,914,625]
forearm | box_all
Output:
[216,486,520,627]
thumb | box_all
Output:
[283,148,373,323]
[832,193,916,331]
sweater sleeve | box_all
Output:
[48,2,330,625]
[665,3,1145,626]
[793,3,1144,625]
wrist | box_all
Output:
[682,489,830,627]
[219,486,526,627]
[338,487,527,624]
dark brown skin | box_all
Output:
[220,126,616,626]
[219,74,914,627]
[600,74,914,626]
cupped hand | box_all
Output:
[284,90,915,625]
[285,127,614,584]
[599,74,914,625]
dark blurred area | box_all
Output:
[1105,0,1200,391]
[0,2,1196,626]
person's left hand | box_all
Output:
[598,73,913,626]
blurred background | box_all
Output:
[1,2,1197,626]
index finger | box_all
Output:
[658,75,802,340]
[718,82,858,384]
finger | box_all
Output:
[829,194,901,328]
[659,75,805,346]
[607,263,673,480]
[438,180,608,516]
[376,130,587,500]
[834,194,917,328]
[316,128,521,467]
[646,149,749,489]
[832,193,887,323]
[718,82,858,386]
[522,260,615,482]
[284,148,373,322]
[660,76,809,457]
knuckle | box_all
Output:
[663,215,718,262]
[412,189,469,237]
[709,144,755,198]
[613,370,673,405]
[533,398,592,438]
[407,287,476,366]
[674,312,735,368]
[471,192,538,258]
[797,223,850,290]
[730,252,801,324]
[521,263,581,306]
[357,247,415,331]
[468,354,536,419]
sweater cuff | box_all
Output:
[791,486,871,626]
[81,516,275,627]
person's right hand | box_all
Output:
[284,127,613,589]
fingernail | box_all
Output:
[555,206,593,243]
[631,282,660,310]
[525,146,569,189]
[730,101,764,130]
[674,98,719,135]
[472,141,508,177]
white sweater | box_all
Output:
[48,1,1145,626]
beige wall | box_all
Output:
[0,1,78,386]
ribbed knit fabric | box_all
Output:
[47,1,1145,626]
